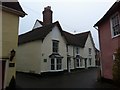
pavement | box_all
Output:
[16,67,119,88]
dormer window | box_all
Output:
[111,13,120,37]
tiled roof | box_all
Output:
[62,31,90,47]
[18,22,55,45]
[62,31,79,46]
[37,20,43,25]
[94,1,120,27]
[19,21,90,48]
[1,2,26,17]
[75,31,90,47]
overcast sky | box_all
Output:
[18,0,116,49]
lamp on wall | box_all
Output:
[10,49,16,61]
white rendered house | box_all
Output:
[16,6,96,74]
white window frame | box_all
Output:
[89,48,92,55]
[113,52,117,61]
[110,12,120,38]
[52,40,59,53]
[80,59,83,66]
[76,58,82,68]
[50,58,62,71]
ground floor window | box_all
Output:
[76,59,83,67]
[56,58,62,70]
[51,59,55,70]
[51,58,62,70]
[76,59,80,67]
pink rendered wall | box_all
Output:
[98,14,120,79]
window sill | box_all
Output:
[112,34,120,39]
[89,54,92,56]
[49,69,63,72]
[76,67,83,68]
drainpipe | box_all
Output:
[93,25,103,79]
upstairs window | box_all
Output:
[66,45,68,53]
[76,47,79,54]
[53,40,59,53]
[89,48,92,55]
[111,13,120,37]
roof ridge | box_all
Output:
[75,31,90,35]
[62,30,75,36]
[19,22,54,36]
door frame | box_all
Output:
[67,57,71,72]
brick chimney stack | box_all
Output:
[42,6,53,26]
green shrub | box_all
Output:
[112,48,120,85]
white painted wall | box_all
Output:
[41,26,67,72]
[67,33,96,69]
[67,45,74,69]
[16,25,95,75]
[67,45,85,69]
[16,40,42,74]
[33,20,42,29]
[83,34,96,68]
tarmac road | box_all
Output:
[16,68,119,88]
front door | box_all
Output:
[84,58,87,69]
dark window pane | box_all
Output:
[57,65,61,70]
[76,47,79,54]
[76,59,79,67]
[51,65,55,70]
[56,58,62,70]
[111,13,120,36]
[89,48,92,54]
[52,40,59,53]
[57,58,61,64]
[51,59,54,64]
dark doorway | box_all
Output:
[84,58,87,68]
[0,60,6,89]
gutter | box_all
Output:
[0,4,27,17]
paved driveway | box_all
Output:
[16,68,118,88]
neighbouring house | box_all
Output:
[16,6,96,75]
[95,48,100,66]
[0,1,26,89]
[94,1,120,80]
